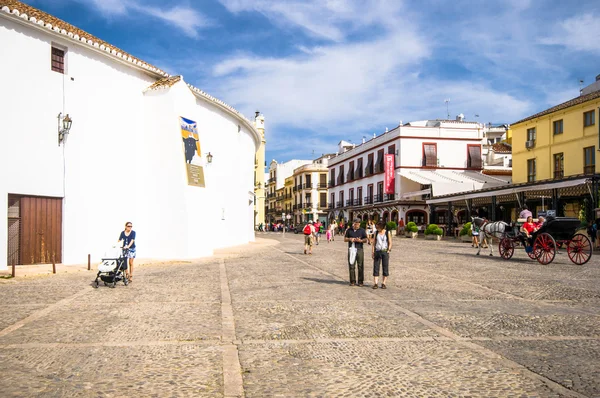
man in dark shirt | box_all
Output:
[344,218,368,286]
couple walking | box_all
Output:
[344,219,392,289]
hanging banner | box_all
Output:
[384,154,395,194]
[180,116,205,187]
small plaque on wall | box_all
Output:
[187,164,205,187]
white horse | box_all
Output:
[471,217,510,256]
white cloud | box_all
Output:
[540,14,600,53]
[72,0,211,38]
[218,0,403,42]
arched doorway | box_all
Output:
[391,210,399,223]
[382,211,389,223]
[435,209,448,225]
[362,213,369,221]
[406,210,427,226]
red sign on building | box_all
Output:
[384,154,395,194]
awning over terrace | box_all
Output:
[426,176,591,205]
[398,169,510,198]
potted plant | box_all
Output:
[386,221,397,236]
[459,222,472,242]
[405,221,418,239]
[424,224,443,240]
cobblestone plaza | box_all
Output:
[1,234,599,397]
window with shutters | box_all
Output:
[584,110,595,127]
[348,188,354,206]
[374,149,384,173]
[356,158,363,178]
[348,161,355,181]
[467,145,482,168]
[51,46,66,74]
[320,192,327,208]
[553,153,564,179]
[423,143,437,167]
[553,119,563,135]
[365,153,374,176]
[338,165,345,184]
[527,159,536,182]
[330,192,335,208]
[329,169,336,187]
[584,146,595,174]
[357,187,363,205]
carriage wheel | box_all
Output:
[498,238,514,260]
[533,233,556,265]
[567,234,592,265]
[527,245,541,259]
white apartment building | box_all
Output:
[482,124,512,178]
[327,117,511,227]
[291,155,332,225]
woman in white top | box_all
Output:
[371,221,392,289]
[329,221,336,241]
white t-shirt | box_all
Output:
[375,232,389,251]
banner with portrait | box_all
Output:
[384,154,395,194]
[180,116,205,187]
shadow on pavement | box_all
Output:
[302,277,347,285]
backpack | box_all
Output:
[303,224,312,235]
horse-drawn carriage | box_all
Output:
[497,217,592,265]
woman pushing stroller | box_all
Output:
[118,221,136,282]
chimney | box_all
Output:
[362,137,366,144]
[456,113,464,122]
[385,127,389,133]
[373,133,376,138]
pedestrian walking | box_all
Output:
[329,220,337,241]
[366,220,375,245]
[471,222,479,248]
[118,221,136,282]
[344,218,367,286]
[372,221,392,289]
[314,220,322,245]
[302,221,316,255]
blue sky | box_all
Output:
[29,0,600,164]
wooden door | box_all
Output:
[20,196,63,265]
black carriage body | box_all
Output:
[531,217,581,242]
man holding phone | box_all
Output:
[344,218,368,286]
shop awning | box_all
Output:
[399,188,431,199]
[426,177,590,204]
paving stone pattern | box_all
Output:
[0,233,598,397]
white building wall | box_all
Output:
[0,16,258,269]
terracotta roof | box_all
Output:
[0,0,168,76]
[0,1,260,136]
[482,169,512,176]
[491,142,511,154]
[146,75,182,91]
[513,89,600,126]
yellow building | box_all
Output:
[283,176,294,218]
[512,90,599,183]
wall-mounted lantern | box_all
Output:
[57,113,73,146]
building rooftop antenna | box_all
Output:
[444,99,450,119]
[579,79,584,95]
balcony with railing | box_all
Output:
[328,203,334,209]
[374,194,383,203]
[354,198,363,206]
[584,165,595,175]
[302,183,313,190]
[336,200,344,208]
[385,194,395,201]
[317,183,328,189]
[346,199,353,207]
[364,196,373,205]
[318,202,328,209]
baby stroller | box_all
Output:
[93,246,129,288]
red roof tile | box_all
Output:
[0,0,166,76]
